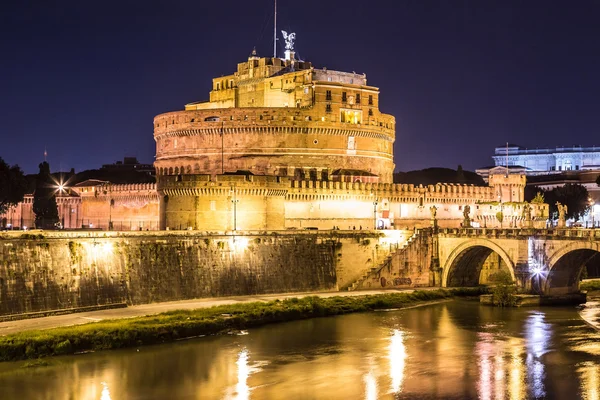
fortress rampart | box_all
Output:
[154,107,395,183]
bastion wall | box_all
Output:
[0,230,392,316]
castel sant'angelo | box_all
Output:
[2,33,547,231]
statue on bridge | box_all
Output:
[557,202,568,228]
[430,205,438,229]
[462,205,471,228]
[523,204,533,228]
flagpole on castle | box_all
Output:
[273,0,277,58]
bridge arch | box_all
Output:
[543,242,600,295]
[442,239,515,288]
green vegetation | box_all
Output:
[532,192,545,204]
[0,289,486,362]
[496,211,504,225]
[526,183,590,221]
[488,270,517,307]
[0,157,27,218]
[580,280,600,291]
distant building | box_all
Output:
[478,145,600,227]
[477,144,600,179]
[102,157,154,175]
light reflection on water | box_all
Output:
[0,301,600,399]
[388,329,406,394]
[525,312,550,399]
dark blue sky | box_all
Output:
[1,0,599,174]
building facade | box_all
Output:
[2,49,547,231]
[481,144,600,176]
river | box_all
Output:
[1,299,600,399]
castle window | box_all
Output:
[259,115,263,120]
[326,104,332,113]
[368,95,373,105]
[304,87,309,94]
[341,109,362,124]
[210,200,216,211]
[191,119,195,122]
[327,77,332,82]
[368,109,373,117]
[326,90,332,100]
[216,82,220,90]
[341,92,347,102]
[356,94,361,104]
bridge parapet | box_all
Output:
[438,227,600,240]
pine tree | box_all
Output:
[33,161,59,229]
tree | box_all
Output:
[33,162,59,229]
[545,183,590,221]
[0,157,28,217]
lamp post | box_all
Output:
[373,199,378,230]
[589,198,595,228]
[231,186,239,231]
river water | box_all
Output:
[1,300,600,400]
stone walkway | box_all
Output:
[0,288,429,336]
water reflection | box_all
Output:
[234,349,250,400]
[580,361,600,400]
[525,311,550,399]
[388,329,406,394]
[363,357,378,400]
[1,302,600,400]
[100,381,112,400]
[508,338,525,400]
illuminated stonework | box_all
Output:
[154,53,395,183]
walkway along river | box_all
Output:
[1,299,600,399]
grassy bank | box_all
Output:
[581,280,600,291]
[0,288,486,362]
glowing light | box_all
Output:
[476,333,493,400]
[232,237,249,253]
[388,329,406,394]
[525,312,549,399]
[579,361,599,400]
[363,368,378,400]
[100,381,112,400]
[532,267,543,276]
[23,226,27,231]
[235,349,250,400]
[508,338,525,400]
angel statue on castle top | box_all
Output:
[281,30,296,50]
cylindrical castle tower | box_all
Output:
[154,50,396,230]
[154,51,395,183]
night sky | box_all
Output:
[2,0,599,175]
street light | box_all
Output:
[231,186,239,231]
[589,198,595,228]
[373,198,378,230]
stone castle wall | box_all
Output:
[154,107,396,183]
[157,174,546,231]
[0,230,391,316]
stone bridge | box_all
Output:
[352,227,600,295]
[436,228,600,295]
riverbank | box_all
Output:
[0,288,485,362]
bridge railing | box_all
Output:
[438,227,600,239]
